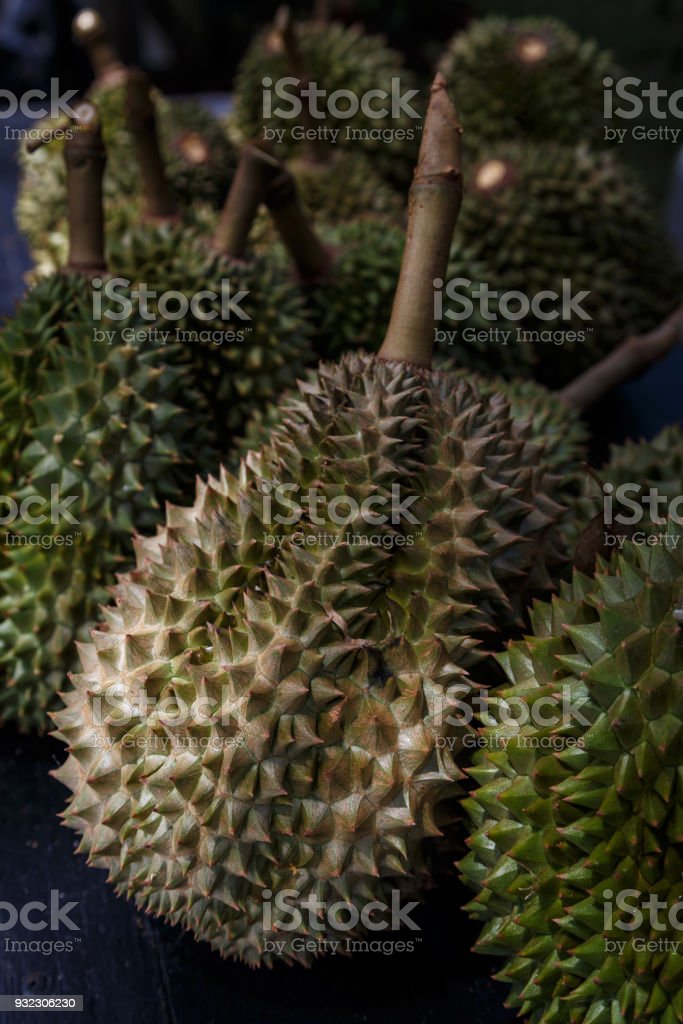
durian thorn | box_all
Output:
[124,69,178,220]
[257,146,333,282]
[72,8,125,82]
[559,303,683,410]
[379,72,463,368]
[212,144,272,260]
[64,101,108,275]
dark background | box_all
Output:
[0,2,681,1022]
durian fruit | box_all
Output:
[53,77,572,966]
[440,143,683,387]
[16,9,236,276]
[439,16,618,157]
[459,521,683,1024]
[106,145,314,442]
[0,106,215,732]
[260,154,404,358]
[232,10,421,189]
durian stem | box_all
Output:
[261,152,333,282]
[313,0,331,25]
[211,145,270,259]
[275,5,329,165]
[64,103,107,274]
[125,70,178,220]
[378,73,463,368]
[72,9,125,81]
[559,304,683,410]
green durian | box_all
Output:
[106,209,314,441]
[0,274,214,732]
[440,143,682,386]
[233,18,421,188]
[459,522,683,1024]
[52,76,571,966]
[439,16,618,157]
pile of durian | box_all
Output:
[5,6,683,1021]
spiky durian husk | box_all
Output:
[251,151,404,249]
[460,523,683,1024]
[106,215,314,439]
[232,21,420,188]
[16,90,236,276]
[53,352,568,965]
[439,17,618,158]
[0,274,215,732]
[442,143,682,386]
[564,425,683,555]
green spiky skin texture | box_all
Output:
[0,274,214,732]
[53,353,569,965]
[233,21,420,189]
[565,426,683,554]
[106,215,314,440]
[439,17,619,159]
[442,143,683,387]
[251,151,404,250]
[263,217,404,360]
[460,526,683,1023]
[16,88,236,276]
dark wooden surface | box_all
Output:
[1,104,681,1024]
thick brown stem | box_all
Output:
[64,103,107,274]
[211,145,272,259]
[125,70,177,220]
[559,304,683,410]
[313,0,331,24]
[73,9,125,83]
[274,6,329,164]
[378,73,463,368]
[260,150,332,282]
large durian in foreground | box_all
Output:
[459,522,683,1024]
[0,109,214,732]
[440,143,682,386]
[53,78,572,966]
[439,16,618,157]
[232,13,420,188]
[16,9,236,276]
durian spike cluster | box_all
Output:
[460,520,683,1024]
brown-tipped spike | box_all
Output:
[559,304,683,410]
[124,70,177,220]
[260,152,332,282]
[211,145,272,260]
[64,102,107,274]
[378,73,463,367]
[73,8,125,81]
